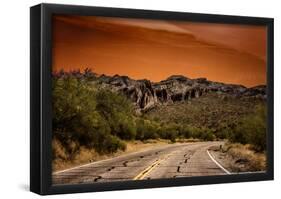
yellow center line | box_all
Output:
[133,151,176,180]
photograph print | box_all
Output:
[51,15,267,185]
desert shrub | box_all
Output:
[158,123,180,142]
[135,119,159,140]
[228,124,248,145]
[229,104,266,152]
[179,125,192,139]
[135,118,146,140]
[200,128,215,141]
[216,122,231,139]
[189,126,202,139]
[157,125,168,140]
[96,89,136,140]
[52,77,130,159]
[117,117,136,140]
[100,135,126,153]
[144,125,159,140]
[216,128,229,139]
[52,77,100,146]
[247,104,266,151]
[184,126,215,141]
[136,118,216,142]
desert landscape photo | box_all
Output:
[51,15,267,185]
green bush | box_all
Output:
[229,104,266,152]
[96,89,136,140]
[101,135,126,153]
[52,77,100,146]
[135,118,145,140]
[189,126,201,139]
[117,117,136,140]
[52,76,131,159]
[200,128,215,141]
[158,123,180,142]
[216,128,229,139]
[135,119,160,140]
[180,126,192,139]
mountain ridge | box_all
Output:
[98,74,266,112]
[53,71,266,112]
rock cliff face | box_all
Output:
[96,74,266,112]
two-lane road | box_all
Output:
[53,141,227,185]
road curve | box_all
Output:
[53,141,226,185]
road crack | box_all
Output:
[107,166,115,171]
[94,176,102,182]
[177,166,181,172]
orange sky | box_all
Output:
[52,15,267,87]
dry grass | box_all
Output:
[226,143,266,171]
[52,139,170,172]
[210,142,266,172]
[175,138,201,143]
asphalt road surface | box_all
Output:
[53,141,227,185]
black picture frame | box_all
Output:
[30,3,274,195]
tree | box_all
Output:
[52,76,127,156]
[96,89,136,140]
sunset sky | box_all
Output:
[52,15,267,87]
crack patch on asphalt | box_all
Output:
[107,166,115,171]
[94,176,102,182]
[177,166,181,172]
[123,161,128,167]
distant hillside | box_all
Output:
[144,92,264,130]
[96,74,265,112]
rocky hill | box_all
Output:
[95,74,266,112]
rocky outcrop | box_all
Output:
[97,75,158,111]
[96,74,266,112]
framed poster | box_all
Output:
[30,3,274,195]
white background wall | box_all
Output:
[0,0,280,198]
